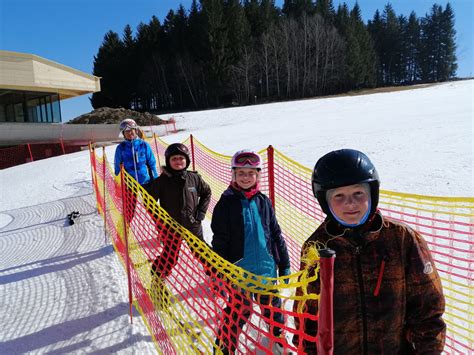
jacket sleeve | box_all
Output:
[114,144,123,176]
[145,142,158,179]
[146,177,161,201]
[293,240,320,353]
[267,198,290,270]
[211,199,230,260]
[404,228,446,353]
[195,175,212,221]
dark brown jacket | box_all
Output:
[147,167,211,239]
[293,212,446,354]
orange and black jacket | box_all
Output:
[293,212,446,354]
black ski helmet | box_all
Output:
[165,143,191,170]
[312,149,380,220]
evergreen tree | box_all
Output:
[121,25,138,109]
[368,9,384,85]
[396,14,409,83]
[282,0,314,18]
[201,0,230,105]
[225,0,250,62]
[420,3,457,82]
[334,3,350,33]
[381,3,403,85]
[439,3,457,79]
[405,11,421,82]
[314,0,335,24]
[91,31,126,108]
[348,3,376,88]
[134,16,165,111]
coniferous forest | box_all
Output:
[91,0,457,113]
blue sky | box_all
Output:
[1,0,472,121]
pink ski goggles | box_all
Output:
[234,153,260,166]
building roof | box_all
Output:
[0,50,100,100]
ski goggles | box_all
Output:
[120,121,138,132]
[234,153,260,166]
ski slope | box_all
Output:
[0,80,472,353]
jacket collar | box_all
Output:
[324,211,384,244]
[162,166,187,178]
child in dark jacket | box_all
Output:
[293,149,446,354]
[211,150,291,354]
[147,143,211,278]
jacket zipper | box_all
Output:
[354,246,368,355]
[373,255,387,297]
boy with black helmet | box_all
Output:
[293,149,445,354]
[147,142,211,278]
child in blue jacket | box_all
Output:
[211,150,291,354]
[114,118,158,223]
[114,118,158,186]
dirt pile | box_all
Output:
[68,107,165,126]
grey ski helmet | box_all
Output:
[312,149,380,220]
[165,143,191,170]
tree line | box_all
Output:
[91,0,457,113]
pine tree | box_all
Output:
[367,9,384,85]
[439,3,457,80]
[121,25,137,109]
[349,3,376,88]
[314,0,335,24]
[134,16,165,111]
[334,3,350,33]
[381,3,403,85]
[91,31,126,109]
[419,4,442,81]
[225,0,250,62]
[282,0,314,18]
[405,11,421,82]
[201,0,230,105]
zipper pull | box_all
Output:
[354,246,361,255]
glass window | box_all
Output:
[0,104,5,122]
[27,98,40,122]
[51,94,61,123]
[14,103,25,122]
[5,105,15,122]
[40,97,47,122]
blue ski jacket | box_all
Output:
[114,138,158,185]
[211,186,290,279]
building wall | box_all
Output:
[0,123,120,146]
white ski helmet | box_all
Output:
[119,118,138,133]
[231,150,262,170]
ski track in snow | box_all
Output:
[0,193,156,354]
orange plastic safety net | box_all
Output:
[90,136,474,354]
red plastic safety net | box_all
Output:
[90,136,474,354]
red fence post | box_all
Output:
[153,133,161,168]
[267,145,275,209]
[317,248,335,355]
[190,134,196,171]
[102,146,107,244]
[60,138,66,155]
[27,143,34,162]
[120,164,134,324]
[89,143,100,212]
